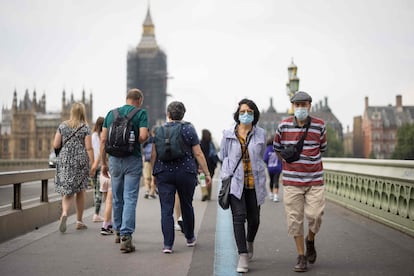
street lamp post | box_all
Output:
[286,59,300,114]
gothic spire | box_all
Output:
[137,6,158,49]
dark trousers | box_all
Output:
[229,188,261,254]
[156,170,197,248]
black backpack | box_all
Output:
[154,122,190,161]
[105,107,140,157]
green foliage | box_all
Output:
[323,125,344,157]
[392,124,414,160]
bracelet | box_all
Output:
[205,174,211,177]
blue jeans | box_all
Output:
[109,155,142,236]
[156,170,197,248]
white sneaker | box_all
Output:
[273,194,279,202]
[174,224,181,231]
[93,214,104,222]
[268,193,273,200]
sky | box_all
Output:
[1,0,414,144]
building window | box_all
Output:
[20,138,27,152]
[38,139,42,152]
[2,140,8,153]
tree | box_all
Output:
[323,125,344,157]
[392,124,414,160]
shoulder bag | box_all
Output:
[54,124,85,156]
[218,136,251,209]
[280,118,310,163]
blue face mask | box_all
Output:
[294,107,309,121]
[239,112,254,124]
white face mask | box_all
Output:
[294,107,309,121]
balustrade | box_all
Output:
[323,158,414,237]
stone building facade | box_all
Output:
[0,89,93,160]
[353,95,414,159]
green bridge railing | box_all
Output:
[323,158,414,237]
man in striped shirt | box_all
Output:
[273,91,327,272]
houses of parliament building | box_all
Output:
[0,6,166,160]
[0,89,92,160]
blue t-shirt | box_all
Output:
[152,121,199,175]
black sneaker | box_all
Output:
[177,219,184,233]
[144,192,149,199]
[149,194,157,199]
[306,238,317,264]
[293,255,307,272]
[100,226,114,235]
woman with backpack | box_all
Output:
[151,101,211,254]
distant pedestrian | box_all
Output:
[90,116,105,223]
[100,88,149,253]
[263,137,282,202]
[53,102,94,233]
[219,98,267,273]
[142,127,157,199]
[200,129,219,201]
[151,101,211,254]
[99,169,114,235]
[273,91,327,272]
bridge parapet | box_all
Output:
[323,158,414,237]
[0,168,93,243]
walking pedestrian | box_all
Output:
[151,101,211,254]
[100,88,149,253]
[219,98,267,273]
[200,129,219,201]
[263,137,282,202]
[53,102,94,233]
[142,127,157,199]
[273,91,327,272]
[99,170,114,235]
[90,116,105,222]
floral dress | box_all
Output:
[55,123,91,196]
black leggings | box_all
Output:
[269,172,280,190]
[229,188,261,254]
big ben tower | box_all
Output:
[127,7,167,128]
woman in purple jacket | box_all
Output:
[263,137,282,202]
[219,98,267,273]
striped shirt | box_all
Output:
[273,116,327,186]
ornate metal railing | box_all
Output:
[323,158,414,237]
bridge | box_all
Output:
[0,158,413,275]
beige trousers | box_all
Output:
[283,185,325,236]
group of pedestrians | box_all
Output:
[53,88,327,273]
[219,92,327,273]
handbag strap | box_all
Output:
[62,124,85,147]
[230,133,252,176]
[296,117,311,152]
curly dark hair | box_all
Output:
[233,98,260,126]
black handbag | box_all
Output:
[218,137,251,209]
[280,119,310,163]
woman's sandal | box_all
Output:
[76,221,88,230]
[59,215,67,233]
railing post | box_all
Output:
[41,179,49,202]
[13,183,22,209]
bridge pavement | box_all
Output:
[0,177,413,276]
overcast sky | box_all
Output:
[1,0,413,143]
